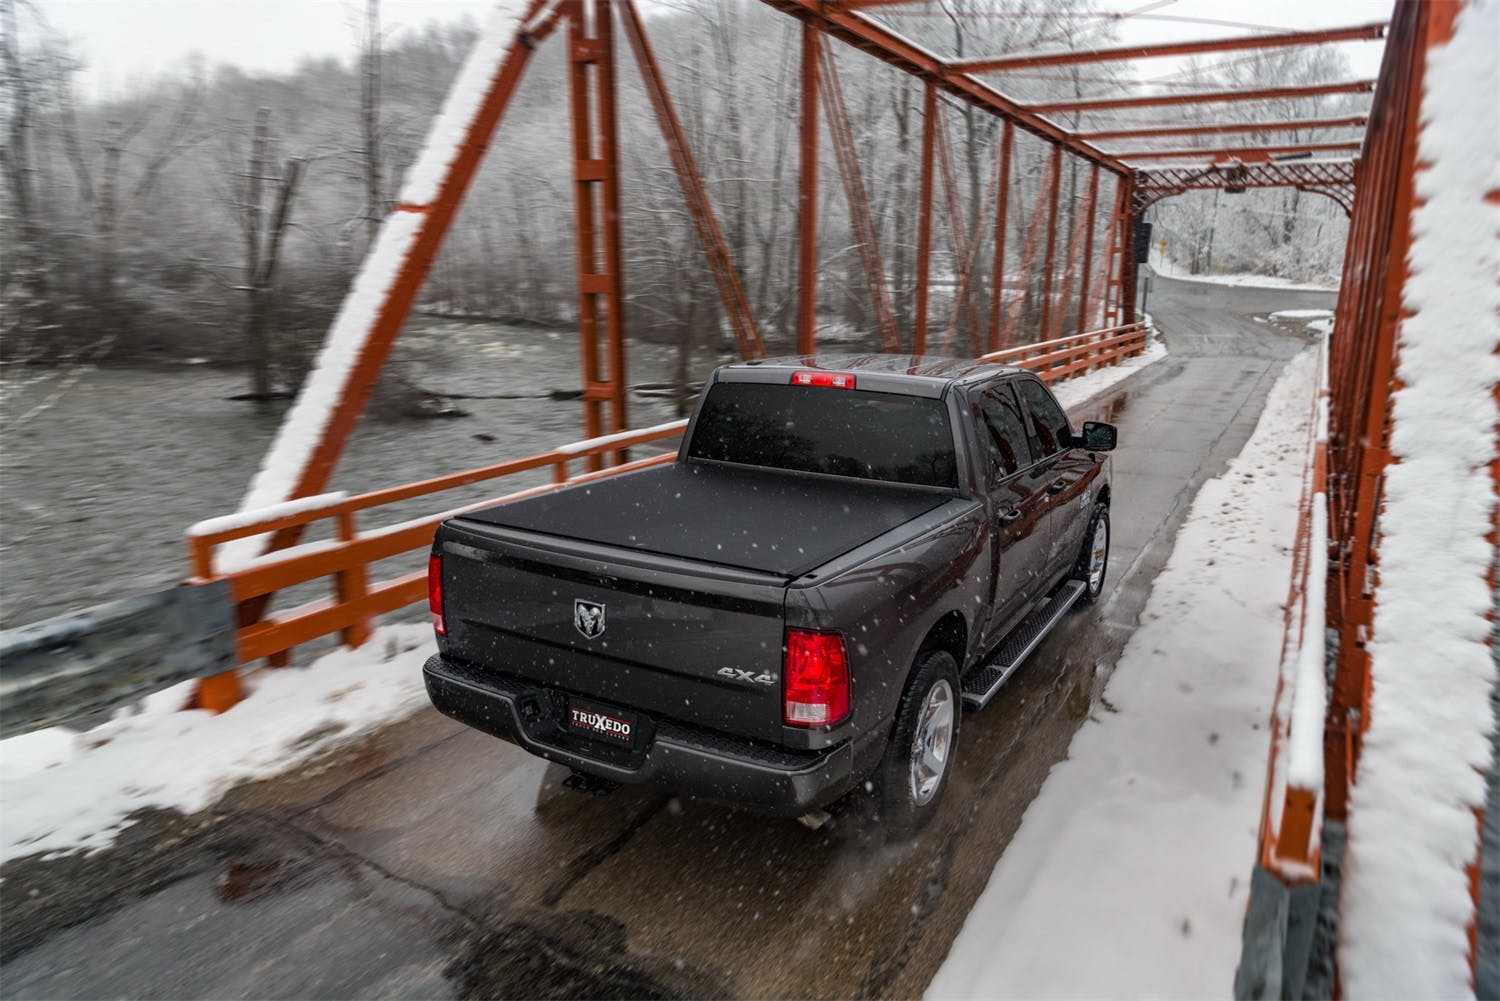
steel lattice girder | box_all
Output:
[1133,159,1359,214]
[953,20,1388,73]
[762,0,1133,176]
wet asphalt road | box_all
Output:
[0,274,1336,999]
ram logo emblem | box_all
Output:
[573,600,606,639]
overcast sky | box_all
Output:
[38,0,1392,101]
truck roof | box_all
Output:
[716,353,1025,397]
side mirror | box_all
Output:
[1078,420,1117,452]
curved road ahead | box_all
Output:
[1,274,1336,999]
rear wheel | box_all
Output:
[875,650,960,836]
[1071,503,1110,605]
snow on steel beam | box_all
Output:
[760,0,1131,176]
[1033,79,1375,114]
[226,1,563,568]
[1078,115,1368,141]
[954,21,1387,73]
[1116,141,1364,162]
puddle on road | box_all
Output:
[443,908,729,1000]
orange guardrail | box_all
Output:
[185,420,687,709]
[979,321,1149,381]
[185,326,1152,711]
[1255,334,1331,884]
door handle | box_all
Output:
[1047,479,1067,494]
[998,508,1022,524]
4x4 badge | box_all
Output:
[717,667,777,686]
[574,599,606,639]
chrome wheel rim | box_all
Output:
[1088,517,1108,592]
[910,679,955,806]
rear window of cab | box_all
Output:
[688,382,958,489]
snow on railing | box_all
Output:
[1257,333,1331,884]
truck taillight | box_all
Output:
[790,370,856,389]
[428,554,446,636]
[784,629,850,727]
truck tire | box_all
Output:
[1071,502,1110,605]
[876,649,961,836]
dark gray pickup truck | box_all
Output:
[423,355,1116,831]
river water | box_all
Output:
[1,318,732,627]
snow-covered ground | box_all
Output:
[1338,1,1500,996]
[929,346,1319,999]
[0,626,434,865]
[1150,250,1337,293]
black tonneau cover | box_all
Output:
[459,460,949,578]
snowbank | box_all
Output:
[928,347,1319,999]
[1338,0,1500,996]
[1270,309,1335,321]
[1150,250,1337,292]
[0,626,434,865]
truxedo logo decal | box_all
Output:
[574,599,605,639]
[717,667,777,686]
[570,707,631,739]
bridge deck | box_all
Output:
[0,276,1335,998]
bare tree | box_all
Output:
[361,0,384,248]
[233,107,306,398]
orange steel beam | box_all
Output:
[1073,164,1101,338]
[1083,180,1120,331]
[913,82,937,355]
[1099,182,1129,328]
[820,45,902,352]
[797,21,820,356]
[1037,144,1064,342]
[1078,115,1368,141]
[1119,180,1139,325]
[618,0,766,359]
[565,0,629,469]
[1325,1,1429,823]
[1033,79,1375,114]
[985,120,1014,353]
[1117,141,1364,162]
[954,21,1387,73]
[760,0,1131,176]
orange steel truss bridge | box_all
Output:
[2,0,1489,990]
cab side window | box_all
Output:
[1017,378,1073,458]
[975,387,1033,480]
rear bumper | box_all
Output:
[423,654,859,816]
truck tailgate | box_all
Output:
[438,519,790,743]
